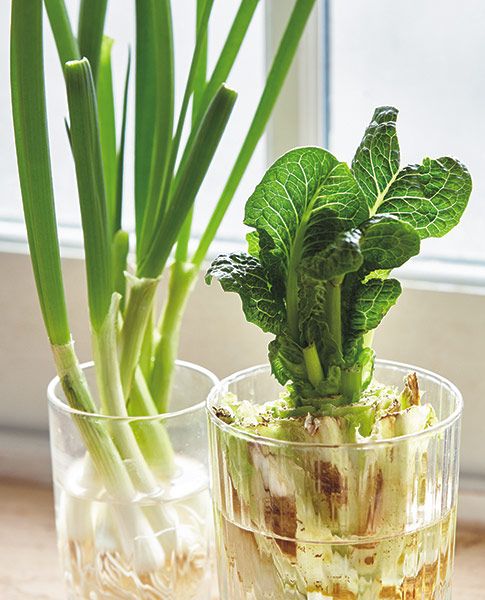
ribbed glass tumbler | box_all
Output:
[208,360,462,600]
[49,360,219,600]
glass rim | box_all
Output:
[207,359,463,449]
[48,359,219,422]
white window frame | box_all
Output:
[1,2,484,511]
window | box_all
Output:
[0,0,267,247]
[330,0,485,284]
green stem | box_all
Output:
[111,230,129,311]
[175,210,193,263]
[139,309,154,378]
[286,213,309,340]
[327,278,343,354]
[119,275,159,397]
[150,262,197,412]
[92,294,162,494]
[52,341,138,501]
[340,366,362,402]
[303,342,324,389]
[129,369,175,479]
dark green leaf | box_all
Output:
[297,276,333,355]
[359,215,420,271]
[349,278,401,336]
[245,147,368,276]
[352,106,400,210]
[206,253,285,334]
[299,230,363,281]
[379,157,472,238]
[268,335,306,386]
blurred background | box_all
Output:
[1,0,484,503]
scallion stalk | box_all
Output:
[13,0,318,590]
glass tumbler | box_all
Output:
[208,360,462,600]
[49,360,219,600]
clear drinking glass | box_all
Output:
[208,360,462,600]
[48,360,219,600]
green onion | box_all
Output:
[13,0,318,589]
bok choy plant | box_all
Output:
[11,0,317,595]
[207,107,471,598]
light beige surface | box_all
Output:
[0,480,484,600]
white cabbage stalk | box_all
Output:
[213,375,455,599]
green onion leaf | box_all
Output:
[198,0,259,119]
[116,49,131,234]
[97,36,117,237]
[138,85,238,278]
[137,0,175,259]
[10,0,70,346]
[77,0,108,83]
[175,0,211,263]
[149,0,214,224]
[134,0,158,242]
[65,58,112,333]
[44,0,80,66]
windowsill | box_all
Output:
[0,479,484,599]
[3,223,485,294]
